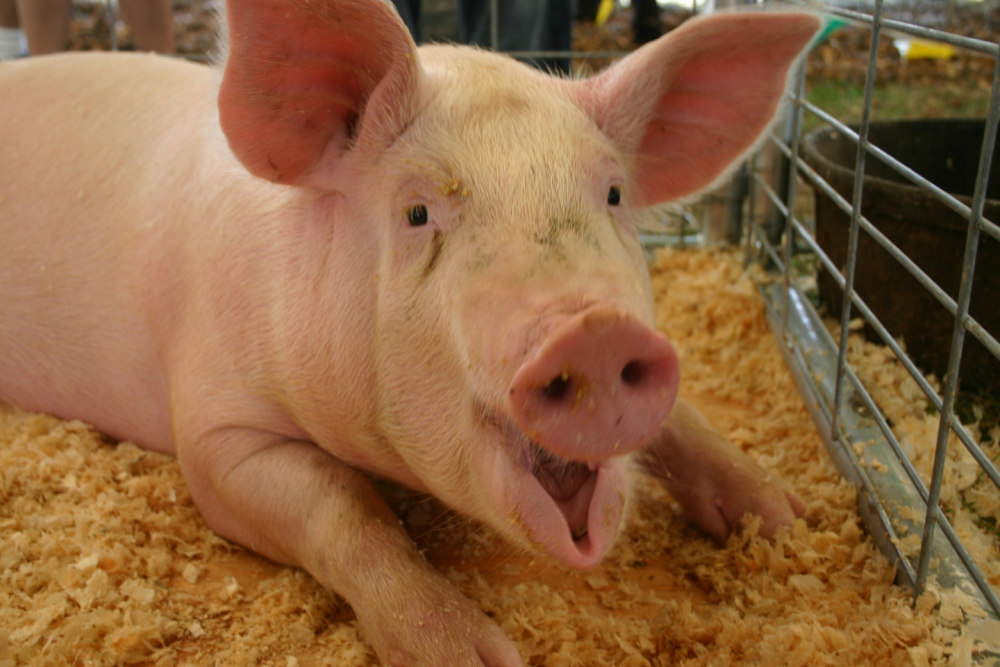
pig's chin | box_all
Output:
[481,414,629,570]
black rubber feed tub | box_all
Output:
[802,119,999,390]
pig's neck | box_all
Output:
[166,174,419,488]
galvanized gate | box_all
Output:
[742,0,1000,621]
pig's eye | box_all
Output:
[607,186,621,206]
[407,205,429,227]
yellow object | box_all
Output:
[595,0,615,27]
[900,38,955,61]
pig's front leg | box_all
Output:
[176,426,524,667]
[636,399,805,545]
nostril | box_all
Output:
[620,360,646,387]
[543,374,571,401]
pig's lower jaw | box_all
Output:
[482,412,630,570]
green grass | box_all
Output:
[802,80,993,134]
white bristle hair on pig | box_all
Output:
[0,2,819,665]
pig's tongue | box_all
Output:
[532,446,591,500]
[531,446,595,537]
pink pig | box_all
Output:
[0,2,818,664]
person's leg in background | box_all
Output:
[0,0,26,58]
[632,0,663,46]
[15,0,174,55]
[119,0,174,53]
[15,0,71,55]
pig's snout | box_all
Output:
[508,307,679,461]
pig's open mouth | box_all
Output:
[478,402,602,543]
[526,443,596,540]
[475,397,631,569]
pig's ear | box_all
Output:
[571,12,820,206]
[219,0,419,187]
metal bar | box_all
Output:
[489,0,498,51]
[841,362,932,510]
[915,35,1000,600]
[748,176,787,271]
[780,66,807,338]
[951,420,1000,492]
[983,216,1000,243]
[865,142,985,224]
[752,172,790,220]
[825,6,999,57]
[961,319,999,365]
[833,0,883,438]
[106,0,117,51]
[750,173,791,239]
[757,227,785,271]
[744,155,759,268]
[926,504,1000,617]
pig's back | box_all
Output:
[0,53,215,454]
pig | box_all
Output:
[0,2,819,665]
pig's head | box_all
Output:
[219,0,819,569]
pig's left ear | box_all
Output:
[219,0,420,187]
[570,12,820,206]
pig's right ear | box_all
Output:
[219,0,420,188]
[570,12,820,206]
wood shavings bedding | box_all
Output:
[0,247,985,666]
